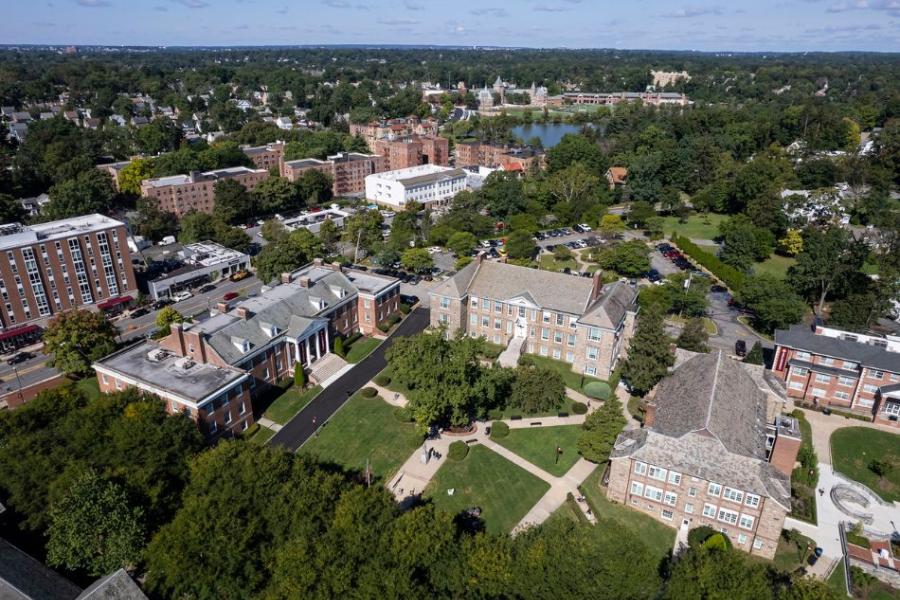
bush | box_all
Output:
[688,526,718,548]
[572,401,588,415]
[293,363,306,387]
[490,421,510,439]
[333,336,345,357]
[360,387,378,398]
[374,374,391,386]
[607,370,621,391]
[702,533,732,550]
[448,441,469,461]
[583,381,611,400]
[345,332,362,346]
[377,322,391,333]
[671,233,746,291]
[389,314,401,326]
[518,355,534,367]
[399,303,411,314]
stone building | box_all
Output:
[429,257,636,378]
[606,351,800,560]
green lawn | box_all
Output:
[301,393,423,481]
[74,377,101,400]
[247,425,276,445]
[753,254,796,279]
[545,495,588,525]
[425,444,551,534]
[832,427,900,502]
[493,398,583,420]
[539,254,578,273]
[827,563,847,596]
[493,425,583,477]
[263,385,323,425]
[344,336,381,363]
[661,213,727,241]
[579,469,676,559]
[523,354,604,391]
[665,315,718,335]
[772,531,816,573]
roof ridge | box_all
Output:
[704,350,722,430]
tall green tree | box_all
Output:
[43,310,118,376]
[621,308,674,396]
[577,395,626,463]
[787,227,867,315]
[45,170,116,219]
[676,318,709,353]
[447,231,478,257]
[509,366,565,414]
[401,247,434,274]
[737,275,807,333]
[213,179,257,225]
[505,229,536,260]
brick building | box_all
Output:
[607,351,799,560]
[140,166,270,217]
[372,135,450,171]
[93,260,400,439]
[0,215,138,351]
[349,116,440,147]
[282,152,386,197]
[455,141,544,171]
[429,258,637,378]
[773,323,900,427]
[242,141,284,171]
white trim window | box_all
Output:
[739,514,755,530]
[753,539,764,550]
[440,297,451,309]
[702,504,717,518]
[717,508,739,525]
[668,471,682,485]
[644,485,664,502]
[744,494,760,508]
[788,381,805,390]
[630,482,644,496]
[688,487,697,497]
[648,466,667,481]
[814,373,832,384]
[838,376,855,387]
[795,351,811,360]
[664,491,678,506]
[737,534,748,545]
[722,487,744,504]
[708,482,722,497]
[684,503,694,514]
[661,509,674,521]
[634,461,647,475]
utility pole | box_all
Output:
[354,229,362,264]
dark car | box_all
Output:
[573,224,585,233]
[401,294,419,306]
[152,298,174,309]
[735,340,747,357]
[535,232,546,241]
[129,307,150,318]
[6,352,33,366]
[545,244,556,252]
[711,284,727,293]
[223,292,239,301]
[647,269,661,282]
[198,284,216,294]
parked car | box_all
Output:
[129,307,150,318]
[647,269,661,282]
[230,270,250,282]
[535,232,546,241]
[573,224,585,233]
[223,292,239,301]
[6,352,33,366]
[152,298,174,309]
[578,223,592,232]
[198,284,216,293]
[172,291,193,303]
[545,244,556,252]
[735,340,747,357]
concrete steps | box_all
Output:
[498,336,526,368]
[308,353,348,385]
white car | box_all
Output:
[579,223,592,232]
[172,291,193,302]
[427,246,442,254]
[380,210,396,218]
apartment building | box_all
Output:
[282,152,385,197]
[455,141,545,171]
[607,351,799,560]
[564,91,691,106]
[0,215,138,351]
[429,257,637,378]
[349,116,440,147]
[140,166,270,217]
[93,260,400,439]
[372,135,450,170]
[773,323,900,427]
[366,165,468,210]
[242,141,284,171]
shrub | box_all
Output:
[572,401,588,415]
[393,408,414,422]
[607,370,621,391]
[333,336,345,357]
[487,408,503,421]
[583,381,611,400]
[293,363,306,387]
[374,374,391,386]
[490,421,510,439]
[345,332,362,346]
[448,441,469,461]
[389,314,401,326]
[399,303,411,314]
[702,533,731,550]
[377,322,390,333]
[688,526,718,548]
[360,387,378,398]
[518,355,534,367]
[671,233,746,291]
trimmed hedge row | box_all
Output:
[448,441,469,461]
[671,233,746,291]
[360,387,378,398]
[571,401,588,415]
[374,374,391,386]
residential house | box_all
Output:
[606,167,628,190]
[372,135,450,170]
[242,141,284,172]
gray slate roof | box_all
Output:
[76,569,147,600]
[775,324,900,373]
[581,281,636,328]
[651,351,769,460]
[0,537,81,600]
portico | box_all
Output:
[287,316,331,367]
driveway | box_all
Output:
[705,289,770,355]
[269,307,431,451]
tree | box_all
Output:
[213,179,257,225]
[117,158,154,196]
[133,198,178,242]
[664,546,773,600]
[626,201,655,228]
[43,310,118,376]
[45,170,115,219]
[261,218,288,243]
[401,247,434,274]
[577,395,626,463]
[505,230,535,260]
[479,171,526,220]
[676,318,709,353]
[295,169,333,207]
[0,192,26,223]
[447,231,478,257]
[509,366,565,414]
[343,210,384,259]
[621,308,674,396]
[155,306,183,335]
[318,218,340,254]
[787,227,867,315]
[545,133,606,173]
[253,176,301,214]
[744,341,764,365]
[738,275,807,333]
[599,214,625,237]
[719,216,775,272]
[455,256,473,270]
[778,229,803,256]
[333,336,345,357]
[46,470,145,577]
[294,363,306,387]
[254,232,321,283]
[553,244,574,262]
[594,240,650,277]
[545,162,601,222]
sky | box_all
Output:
[6,0,900,52]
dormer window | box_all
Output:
[259,322,280,338]
[231,336,250,353]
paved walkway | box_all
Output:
[798,407,897,465]
[256,417,282,432]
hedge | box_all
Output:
[572,401,588,415]
[377,322,391,333]
[448,441,469,461]
[583,381,611,400]
[687,525,717,548]
[671,233,746,291]
[490,421,510,438]
[399,303,411,314]
[360,387,378,398]
[345,332,362,346]
[374,374,391,386]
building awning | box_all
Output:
[97,295,133,310]
[0,324,40,342]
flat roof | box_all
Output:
[144,166,264,188]
[0,214,124,251]
[284,158,327,168]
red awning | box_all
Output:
[97,295,133,310]
[0,324,40,342]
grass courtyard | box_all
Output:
[578,470,676,559]
[753,254,796,280]
[538,254,579,273]
[831,427,900,502]
[74,377,101,400]
[522,354,605,391]
[263,385,322,425]
[344,336,381,363]
[661,213,727,241]
[426,444,551,534]
[493,425,583,477]
[300,393,423,482]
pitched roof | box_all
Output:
[775,324,900,373]
[76,569,147,600]
[607,167,628,184]
[0,537,81,600]
[580,281,636,328]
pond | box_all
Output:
[511,122,587,148]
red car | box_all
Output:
[223,292,239,301]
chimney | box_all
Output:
[330,262,343,272]
[769,416,802,477]
[216,301,229,313]
[591,270,603,301]
[236,307,251,320]
[281,272,292,284]
[169,322,186,355]
[298,277,311,288]
[643,401,656,428]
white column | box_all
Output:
[324,328,331,355]
[306,336,314,364]
[314,331,322,361]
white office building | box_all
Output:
[365,164,467,210]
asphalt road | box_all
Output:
[269,306,431,452]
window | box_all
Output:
[553,331,562,343]
[739,515,755,530]
[838,376,855,386]
[863,384,878,394]
[834,391,850,401]
[810,388,827,397]
[471,297,478,307]
[239,402,246,415]
[634,462,647,475]
[482,316,489,327]
[552,349,561,360]
[792,367,808,376]
[494,301,502,313]
[588,327,601,341]
[843,361,858,369]
[814,373,832,384]
[753,540,764,550]
[871,370,884,380]
[717,508,739,525]
[209,419,218,433]
[494,319,501,330]
[224,410,232,424]
[644,486,663,502]
[708,482,722,497]
[470,314,478,325]
[630,482,644,496]
[819,357,834,366]
[542,311,551,323]
[702,504,717,518]
[722,487,744,504]
[744,494,760,508]
[688,487,697,497]
[586,346,599,360]
[567,334,576,346]
[482,298,490,309]
[668,471,682,485]
[565,351,574,363]
[684,503,694,514]
[440,297,450,309]
[661,509,674,521]
[585,367,597,376]
[648,466,667,481]
[789,381,805,390]
[541,328,549,340]
[664,491,677,506]
[795,351,811,360]
[737,534,748,545]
